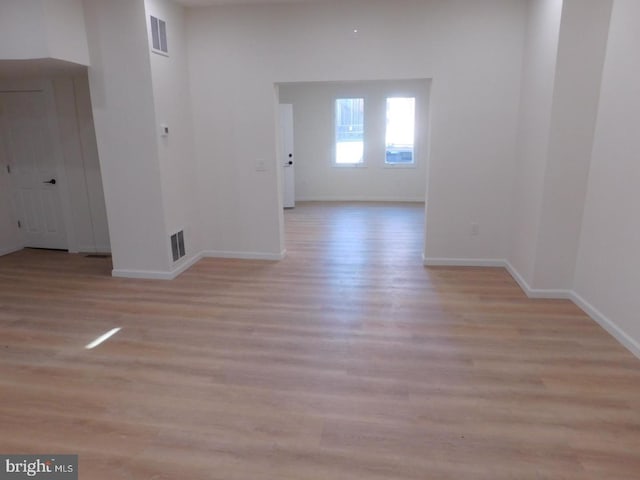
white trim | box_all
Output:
[151,49,169,58]
[503,260,572,299]
[111,250,287,280]
[423,256,505,267]
[78,245,111,254]
[202,250,286,261]
[112,252,204,280]
[570,292,640,360]
[110,249,287,279]
[112,268,175,280]
[0,245,23,257]
[296,196,425,203]
[168,252,203,278]
[383,163,417,169]
[44,80,77,253]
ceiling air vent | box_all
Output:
[170,230,185,262]
[150,15,168,55]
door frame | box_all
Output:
[0,78,78,253]
[279,103,295,209]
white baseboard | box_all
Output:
[0,245,23,257]
[570,292,640,360]
[423,256,505,267]
[112,252,204,280]
[168,252,205,278]
[78,245,112,254]
[503,260,572,299]
[112,268,176,280]
[296,197,425,203]
[202,249,286,261]
[110,249,286,280]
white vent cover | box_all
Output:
[150,15,168,54]
[170,230,185,262]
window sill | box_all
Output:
[332,163,367,168]
[151,49,169,57]
[383,163,417,169]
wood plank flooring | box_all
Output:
[0,202,639,479]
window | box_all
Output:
[385,97,415,165]
[150,15,168,55]
[335,98,364,165]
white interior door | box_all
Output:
[1,91,68,250]
[279,103,295,209]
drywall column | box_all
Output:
[144,0,202,268]
[83,0,170,277]
[531,0,613,289]
[573,0,640,353]
[509,0,613,292]
[508,0,563,285]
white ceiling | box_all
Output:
[174,0,324,6]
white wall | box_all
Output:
[42,0,90,66]
[187,0,525,260]
[0,0,89,65]
[278,80,429,202]
[83,0,169,275]
[0,1,47,60]
[574,0,640,353]
[508,0,562,284]
[144,0,202,266]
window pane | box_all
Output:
[151,16,160,50]
[159,19,168,53]
[335,98,364,164]
[385,97,415,165]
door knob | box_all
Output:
[43,179,56,185]
[288,161,293,165]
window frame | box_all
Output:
[384,96,417,169]
[333,96,366,168]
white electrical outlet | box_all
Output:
[471,223,479,236]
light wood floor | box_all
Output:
[1,202,639,479]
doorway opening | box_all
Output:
[0,69,110,258]
[275,79,431,260]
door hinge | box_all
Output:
[17,220,21,229]
[6,165,10,174]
